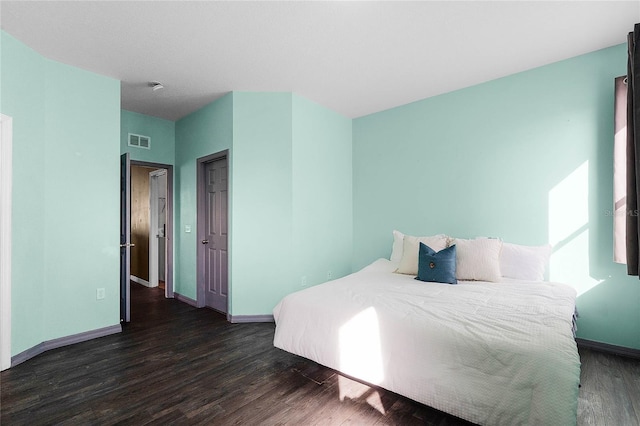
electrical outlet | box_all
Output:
[301,276,308,287]
[327,270,333,280]
[96,288,105,300]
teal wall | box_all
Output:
[172,92,353,316]
[3,26,636,355]
[353,44,640,349]
[120,109,176,297]
[1,31,46,353]
[230,92,353,315]
[121,109,175,165]
[231,92,294,314]
[174,94,233,299]
[1,31,121,354]
[291,94,353,289]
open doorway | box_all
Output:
[125,161,174,321]
[149,169,168,290]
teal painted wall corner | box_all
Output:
[175,93,234,301]
[1,30,47,354]
[174,91,353,317]
[43,58,121,339]
[231,92,294,315]
[1,30,121,354]
[291,94,353,290]
[3,21,637,356]
[353,43,639,350]
[121,109,176,165]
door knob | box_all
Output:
[202,239,209,244]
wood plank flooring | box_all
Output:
[1,283,638,425]
[577,346,640,425]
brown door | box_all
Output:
[201,156,228,312]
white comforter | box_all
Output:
[273,259,580,425]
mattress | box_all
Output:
[273,258,580,425]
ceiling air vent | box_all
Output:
[128,133,151,149]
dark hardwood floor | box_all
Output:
[1,283,638,425]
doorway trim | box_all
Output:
[196,150,229,313]
[149,168,167,290]
[120,153,132,322]
[0,114,12,370]
[130,160,174,299]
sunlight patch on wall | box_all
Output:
[548,161,589,246]
[549,230,601,295]
[548,161,602,295]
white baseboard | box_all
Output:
[131,275,154,288]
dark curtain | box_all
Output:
[626,24,640,275]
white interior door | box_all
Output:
[0,114,13,370]
[148,169,167,289]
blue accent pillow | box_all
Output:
[415,243,457,284]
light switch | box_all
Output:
[185,225,191,233]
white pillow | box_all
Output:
[396,234,448,275]
[390,230,405,265]
[500,243,552,281]
[453,238,503,282]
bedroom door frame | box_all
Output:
[149,168,168,290]
[0,114,12,370]
[196,150,230,314]
[132,160,174,299]
[123,160,174,313]
[120,153,132,322]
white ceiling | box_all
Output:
[1,1,639,121]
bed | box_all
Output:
[273,235,581,425]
